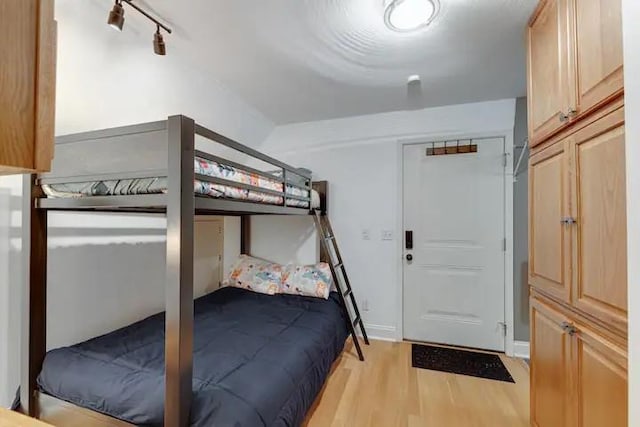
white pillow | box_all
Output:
[281,263,332,299]
[223,255,283,295]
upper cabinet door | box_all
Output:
[572,0,624,117]
[527,0,573,147]
[570,107,627,333]
[529,141,571,303]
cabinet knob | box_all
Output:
[561,217,577,225]
[567,108,578,119]
[558,112,569,123]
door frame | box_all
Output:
[395,131,516,356]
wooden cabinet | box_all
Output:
[0,0,56,174]
[530,294,628,427]
[528,0,627,423]
[530,107,627,330]
[530,299,572,427]
[573,0,624,116]
[570,107,627,333]
[527,0,624,147]
[527,0,573,145]
[529,141,571,303]
[574,322,627,427]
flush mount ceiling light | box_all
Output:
[384,0,440,32]
[106,0,172,56]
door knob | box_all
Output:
[406,254,413,262]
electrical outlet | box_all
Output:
[362,229,371,240]
[381,230,394,241]
[362,299,369,311]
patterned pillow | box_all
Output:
[282,263,332,300]
[224,255,283,295]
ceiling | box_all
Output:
[61,0,538,125]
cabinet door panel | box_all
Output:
[573,0,624,116]
[530,298,572,427]
[529,142,571,302]
[572,112,627,332]
[575,324,627,427]
[528,0,572,146]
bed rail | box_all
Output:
[35,115,312,214]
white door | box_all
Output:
[403,138,506,351]
[194,218,224,294]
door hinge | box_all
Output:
[499,322,507,337]
[502,153,508,167]
[502,238,507,252]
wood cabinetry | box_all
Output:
[530,295,628,427]
[527,0,624,147]
[528,0,627,425]
[529,141,571,303]
[527,0,573,145]
[573,0,624,117]
[530,298,572,427]
[570,108,627,333]
[0,0,56,175]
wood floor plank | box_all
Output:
[303,340,530,427]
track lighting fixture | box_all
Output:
[106,0,172,55]
[107,0,125,31]
[153,27,166,56]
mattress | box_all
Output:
[37,287,348,427]
[42,156,318,209]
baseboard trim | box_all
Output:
[513,340,530,359]
[359,323,397,342]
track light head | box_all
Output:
[153,28,166,56]
[108,1,125,31]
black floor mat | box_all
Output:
[411,343,515,383]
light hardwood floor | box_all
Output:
[304,340,530,427]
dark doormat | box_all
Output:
[411,343,515,383]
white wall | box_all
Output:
[513,97,529,342]
[622,1,640,425]
[257,99,516,339]
[0,2,273,407]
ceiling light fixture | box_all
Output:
[384,0,439,32]
[107,0,125,31]
[153,26,166,56]
[106,0,172,56]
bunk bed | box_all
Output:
[19,115,364,427]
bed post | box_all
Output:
[165,115,195,427]
[20,175,47,417]
[240,216,251,255]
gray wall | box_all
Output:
[513,97,529,341]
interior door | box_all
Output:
[570,110,627,333]
[403,138,505,351]
[529,140,571,303]
[527,0,573,146]
[530,297,572,427]
[573,0,624,116]
[194,218,224,294]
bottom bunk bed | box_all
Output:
[35,287,348,427]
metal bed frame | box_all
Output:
[20,115,324,427]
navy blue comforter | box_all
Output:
[38,287,348,426]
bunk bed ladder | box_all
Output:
[313,210,369,362]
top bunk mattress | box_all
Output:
[42,156,319,209]
[38,287,348,427]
